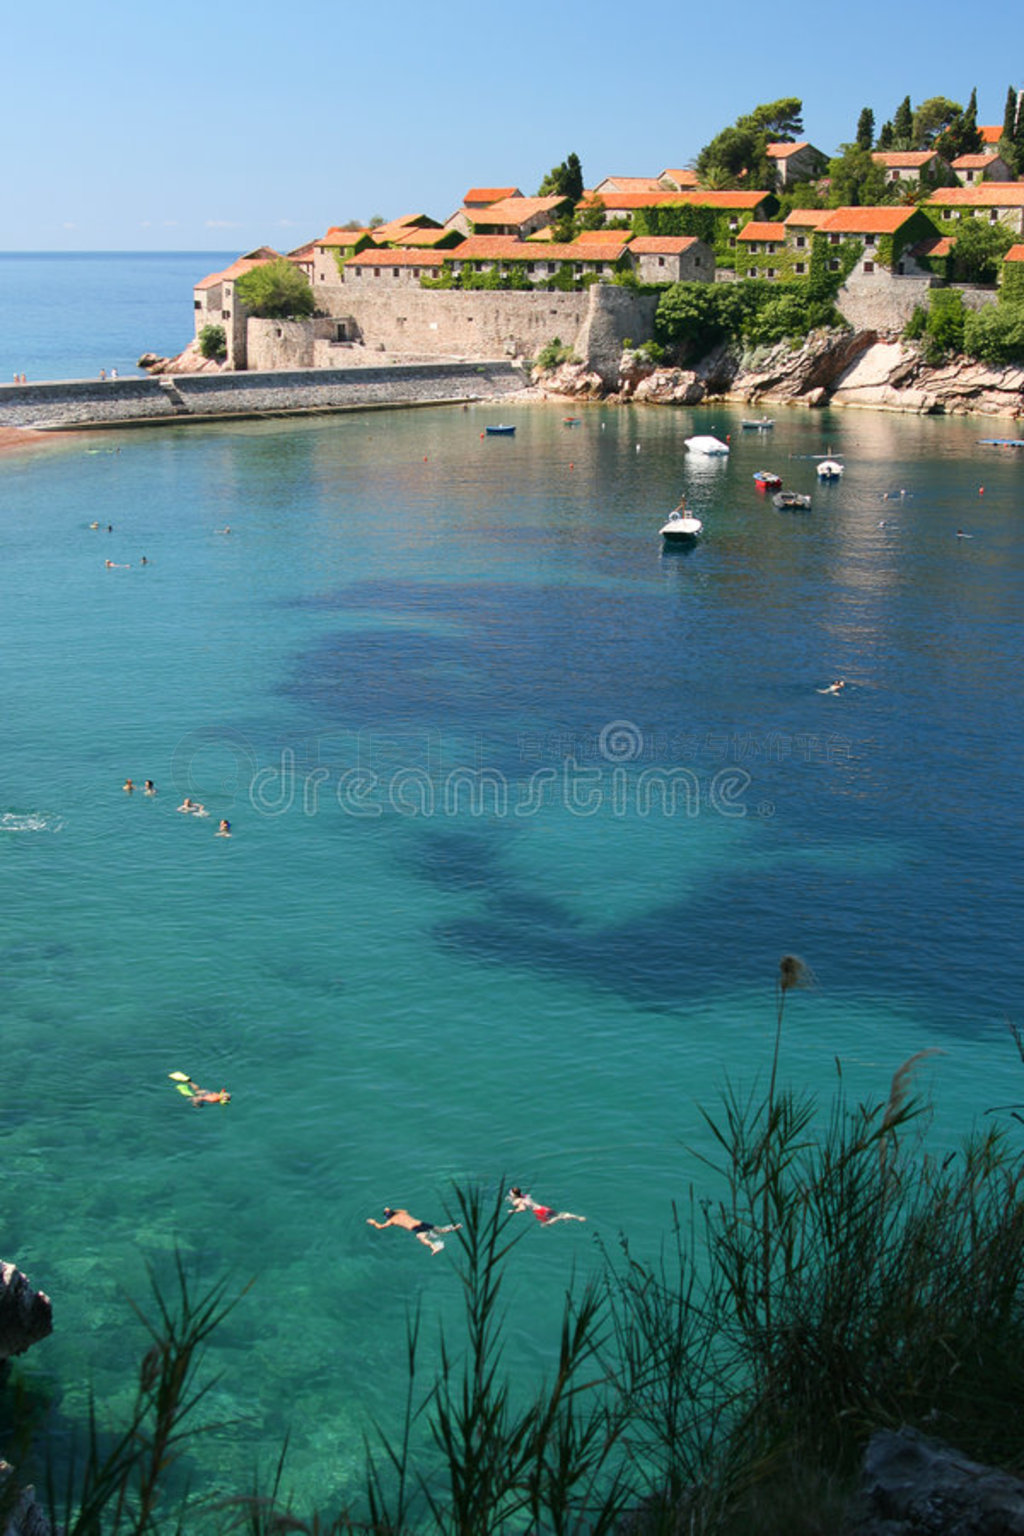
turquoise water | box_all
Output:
[2,394,1022,1513]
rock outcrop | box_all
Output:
[0,1263,52,1364]
[535,328,1024,420]
[845,1428,1024,1536]
[139,338,225,376]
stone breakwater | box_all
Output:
[0,361,527,433]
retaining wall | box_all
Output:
[0,362,526,432]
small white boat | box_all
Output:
[742,417,774,430]
[659,507,703,542]
[685,434,729,456]
[817,458,843,480]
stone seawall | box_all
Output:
[0,361,527,432]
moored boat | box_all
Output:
[817,458,843,480]
[753,470,783,491]
[659,505,703,542]
[742,417,774,430]
[684,435,729,455]
[485,424,516,436]
[773,490,812,510]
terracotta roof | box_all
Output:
[980,125,1004,144]
[783,208,831,227]
[658,168,700,187]
[872,151,937,167]
[316,227,371,248]
[817,206,919,234]
[595,176,667,193]
[369,214,439,242]
[628,236,699,253]
[1005,243,1024,262]
[579,190,769,210]
[926,184,1024,206]
[470,196,568,225]
[452,235,629,263]
[194,247,281,290]
[344,249,446,268]
[912,235,953,257]
[951,152,1003,169]
[390,226,462,248]
[575,228,634,245]
[766,141,808,159]
[463,187,521,204]
[736,221,787,242]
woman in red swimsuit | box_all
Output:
[507,1187,586,1225]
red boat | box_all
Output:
[753,470,782,491]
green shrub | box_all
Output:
[904,304,928,340]
[234,258,315,319]
[197,324,227,361]
[921,287,966,362]
[964,302,1024,363]
[534,336,578,371]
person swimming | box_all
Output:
[216,819,231,837]
[507,1187,586,1225]
[123,778,135,793]
[144,781,156,795]
[169,1072,231,1107]
[366,1206,462,1255]
[817,680,846,695]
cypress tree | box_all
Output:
[893,95,914,146]
[1002,85,1018,144]
[877,120,895,151]
[1014,98,1024,176]
[856,107,875,151]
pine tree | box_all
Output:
[893,95,914,146]
[856,107,875,151]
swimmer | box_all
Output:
[89,521,99,530]
[216,819,231,837]
[817,679,846,695]
[169,1071,231,1107]
[105,560,130,568]
[140,556,148,566]
[366,1207,462,1256]
[956,529,973,539]
[215,526,231,535]
[507,1187,586,1225]
[123,778,135,793]
[176,797,198,813]
[144,781,156,795]
[192,803,209,817]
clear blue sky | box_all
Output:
[4,0,1021,251]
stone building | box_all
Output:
[193,246,283,369]
[950,152,1014,185]
[925,184,1024,236]
[765,141,827,187]
[625,235,714,282]
[445,195,568,239]
[871,150,945,186]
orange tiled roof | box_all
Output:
[817,206,920,234]
[737,221,787,242]
[980,125,1004,145]
[628,236,699,253]
[872,151,937,167]
[783,208,831,227]
[951,152,1003,169]
[658,168,699,187]
[470,196,568,225]
[390,226,462,248]
[453,235,630,263]
[597,176,667,193]
[369,214,439,242]
[913,235,953,257]
[343,249,446,268]
[766,141,808,159]
[463,187,521,204]
[574,228,634,245]
[194,247,281,289]
[1005,243,1024,262]
[927,184,1024,205]
[316,227,371,248]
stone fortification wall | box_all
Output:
[314,287,592,362]
[573,286,659,385]
[837,271,936,335]
[247,318,343,371]
[0,363,526,432]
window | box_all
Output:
[694,256,701,266]
[729,237,737,248]
[658,256,665,267]
[990,210,1000,223]
[795,235,806,248]
[393,268,399,277]
[194,299,201,309]
[829,258,840,271]
[864,234,876,246]
[748,267,757,277]
[829,232,840,245]
[794,262,806,274]
[374,268,381,277]
[729,218,739,230]
[766,268,776,279]
[863,261,875,273]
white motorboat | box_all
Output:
[684,435,729,456]
[817,458,843,480]
[659,507,703,542]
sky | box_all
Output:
[3,0,1022,252]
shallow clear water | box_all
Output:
[1,387,1022,1512]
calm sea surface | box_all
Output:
[1,255,1022,1516]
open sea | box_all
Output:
[1,254,1022,1517]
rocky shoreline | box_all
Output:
[533,329,1024,421]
